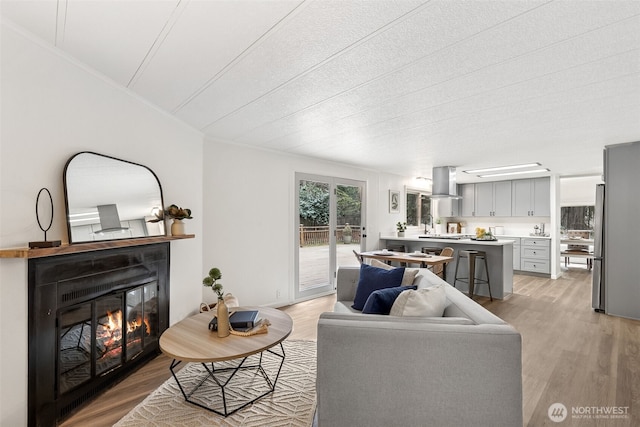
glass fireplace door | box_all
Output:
[95,294,124,375]
[125,282,159,361]
[58,303,93,395]
[57,281,159,396]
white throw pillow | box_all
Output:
[389,284,447,317]
[369,259,419,286]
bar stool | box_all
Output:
[453,250,492,301]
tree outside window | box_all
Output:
[406,191,431,227]
[560,206,595,234]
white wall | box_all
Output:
[201,138,407,307]
[560,175,603,206]
[0,22,203,426]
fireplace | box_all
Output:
[28,243,170,427]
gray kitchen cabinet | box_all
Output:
[493,181,512,216]
[532,178,550,216]
[474,183,493,216]
[474,181,512,217]
[512,177,550,217]
[520,238,550,273]
[460,183,475,216]
[436,196,459,218]
[511,238,521,270]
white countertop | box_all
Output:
[381,235,514,246]
[497,234,552,240]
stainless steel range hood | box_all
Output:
[94,204,130,233]
[431,166,461,198]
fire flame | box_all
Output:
[100,310,150,350]
[126,315,151,335]
[103,310,123,347]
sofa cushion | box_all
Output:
[390,284,447,317]
[369,259,419,286]
[362,285,417,315]
[352,264,405,310]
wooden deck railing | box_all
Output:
[299,225,361,247]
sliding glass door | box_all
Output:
[295,173,365,300]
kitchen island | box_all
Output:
[380,235,514,299]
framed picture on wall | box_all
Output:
[389,190,400,213]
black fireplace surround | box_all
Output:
[28,243,170,427]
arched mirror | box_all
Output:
[64,152,165,243]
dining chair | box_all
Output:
[432,246,454,279]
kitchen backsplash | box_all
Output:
[449,217,549,236]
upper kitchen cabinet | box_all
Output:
[474,181,512,217]
[512,177,550,217]
[436,196,459,218]
[459,184,475,217]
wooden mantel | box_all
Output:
[0,234,195,259]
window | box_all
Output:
[406,191,431,227]
[560,206,595,233]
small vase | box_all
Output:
[398,231,405,237]
[216,298,230,338]
[171,219,185,236]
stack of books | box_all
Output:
[208,310,259,332]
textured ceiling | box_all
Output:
[2,0,639,183]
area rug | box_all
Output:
[114,340,317,427]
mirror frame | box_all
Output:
[63,151,166,244]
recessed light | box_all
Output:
[463,163,541,174]
[478,168,550,178]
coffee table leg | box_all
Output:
[263,342,286,390]
[169,359,189,401]
[169,342,287,417]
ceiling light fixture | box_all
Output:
[478,168,550,178]
[415,176,432,181]
[463,162,541,174]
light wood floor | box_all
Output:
[62,267,639,426]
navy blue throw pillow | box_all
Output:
[352,264,405,311]
[362,285,417,315]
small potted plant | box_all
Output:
[203,267,229,337]
[149,204,192,236]
[343,223,352,244]
[396,221,407,237]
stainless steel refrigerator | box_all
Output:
[591,183,604,312]
[596,141,640,320]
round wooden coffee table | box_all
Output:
[159,306,293,416]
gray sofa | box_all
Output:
[316,266,523,427]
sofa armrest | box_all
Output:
[336,266,360,302]
[316,316,523,427]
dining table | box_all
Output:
[560,238,594,246]
[359,250,454,281]
[560,237,594,270]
